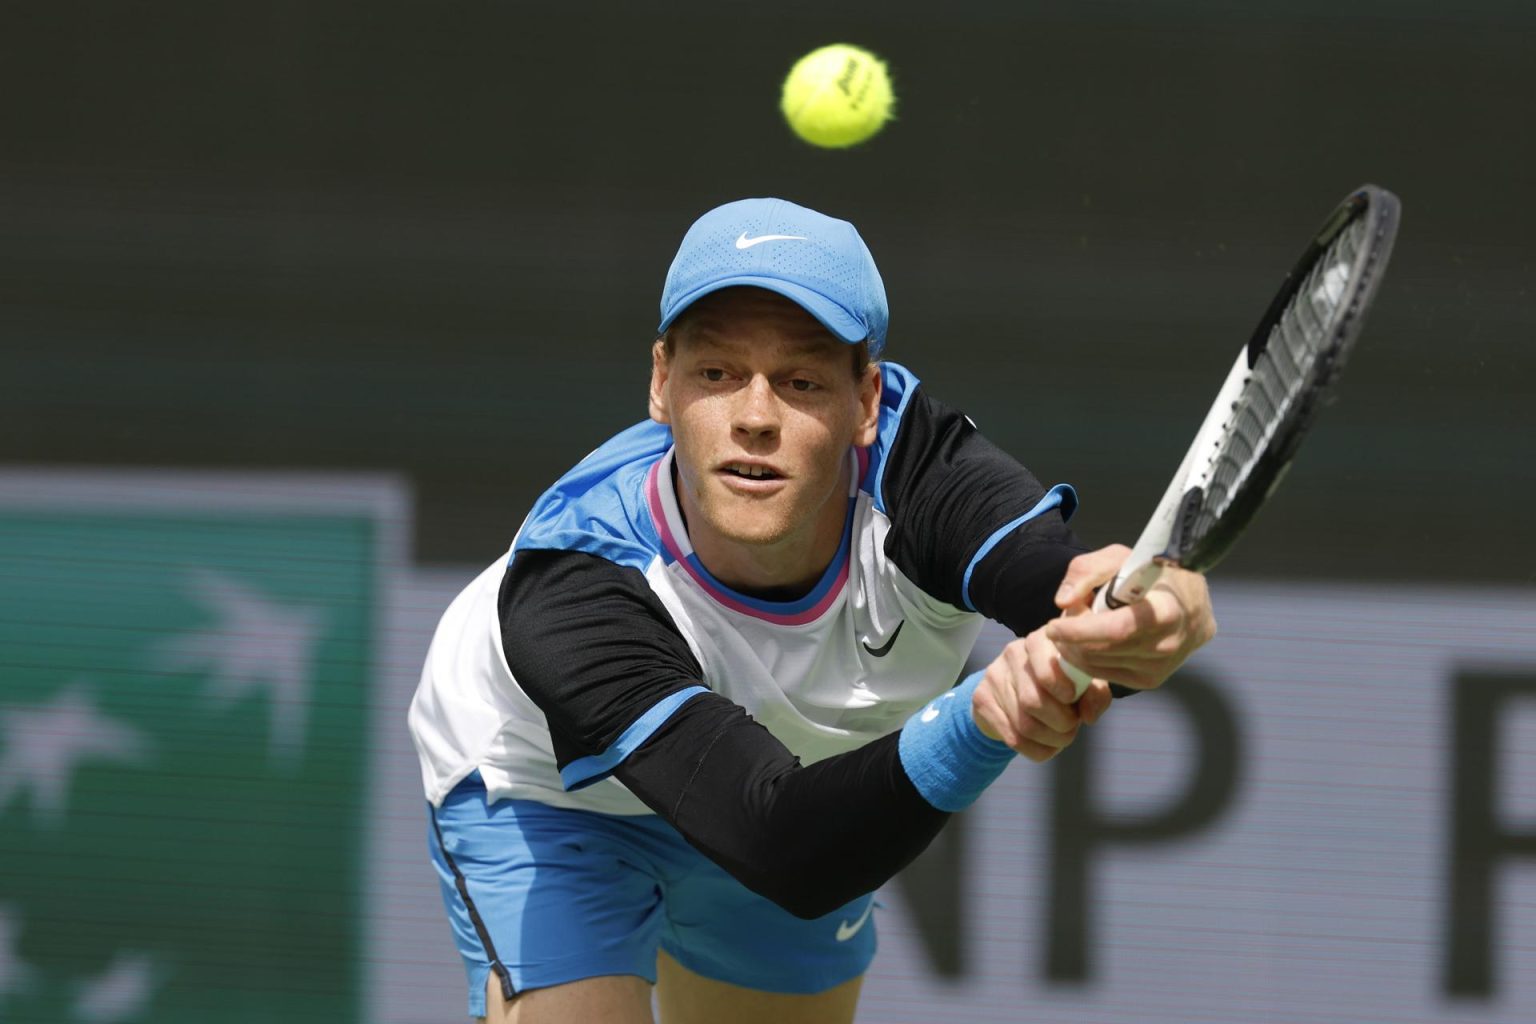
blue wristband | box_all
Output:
[897,671,1017,812]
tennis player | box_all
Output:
[408,198,1215,1024]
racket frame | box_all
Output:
[1060,185,1400,696]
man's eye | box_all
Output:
[702,368,727,382]
[787,378,817,392]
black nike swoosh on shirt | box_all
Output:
[861,620,905,658]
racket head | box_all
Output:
[1166,184,1402,573]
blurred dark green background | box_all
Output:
[3,0,1532,577]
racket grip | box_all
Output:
[1059,583,1111,699]
[1061,658,1094,699]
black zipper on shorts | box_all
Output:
[431,807,516,1003]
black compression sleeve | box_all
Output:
[881,383,1091,635]
[499,549,705,772]
[965,512,1088,638]
[616,691,949,919]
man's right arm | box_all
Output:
[499,549,1040,920]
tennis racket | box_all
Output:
[1063,184,1402,697]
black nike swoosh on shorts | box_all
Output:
[861,620,904,658]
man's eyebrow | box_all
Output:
[686,321,842,354]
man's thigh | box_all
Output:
[655,950,862,1024]
[482,973,653,1024]
[429,774,875,1019]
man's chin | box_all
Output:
[693,500,792,549]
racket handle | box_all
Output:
[1061,660,1095,698]
[1059,585,1108,698]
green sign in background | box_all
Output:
[0,507,378,1023]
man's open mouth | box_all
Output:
[722,463,782,480]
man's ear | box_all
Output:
[648,338,671,425]
[853,363,881,447]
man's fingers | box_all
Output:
[1086,667,1161,691]
[1047,599,1168,649]
[1017,717,1079,750]
[1078,680,1113,724]
[1015,737,1062,764]
[1024,631,1080,706]
[985,634,1085,756]
[1014,633,1081,736]
[1055,644,1164,690]
[971,669,1019,748]
[1018,685,1079,736]
[1053,646,1185,672]
[1054,543,1131,609]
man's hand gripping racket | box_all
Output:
[1061,184,1402,698]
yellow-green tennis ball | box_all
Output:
[781,44,894,148]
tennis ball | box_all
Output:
[780,44,894,148]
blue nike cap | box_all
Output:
[657,198,890,357]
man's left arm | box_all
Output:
[876,381,1216,697]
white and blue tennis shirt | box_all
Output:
[409,362,1081,817]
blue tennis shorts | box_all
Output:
[427,772,878,1018]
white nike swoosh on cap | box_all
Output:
[835,900,876,942]
[735,232,808,249]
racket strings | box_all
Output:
[1193,215,1370,535]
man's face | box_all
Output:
[649,288,881,565]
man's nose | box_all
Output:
[732,375,780,437]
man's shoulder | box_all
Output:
[867,361,934,513]
[513,420,671,572]
[876,361,921,412]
